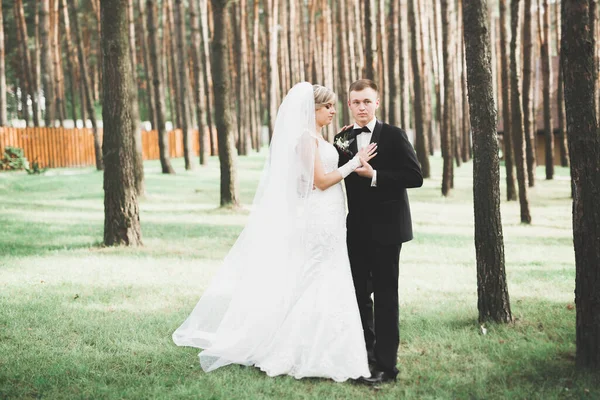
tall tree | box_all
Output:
[499,0,517,201]
[523,0,537,186]
[147,0,175,174]
[441,0,454,196]
[190,0,208,165]
[399,0,410,130]
[409,0,431,178]
[554,0,569,167]
[561,0,600,370]
[40,0,55,126]
[211,0,239,207]
[127,0,145,196]
[137,0,156,129]
[69,0,103,170]
[266,0,279,139]
[15,0,39,126]
[463,0,512,324]
[199,0,216,155]
[174,0,194,170]
[0,0,6,126]
[510,0,532,224]
[101,0,142,247]
[61,0,78,122]
[540,0,554,179]
[387,0,399,126]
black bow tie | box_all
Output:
[349,126,370,139]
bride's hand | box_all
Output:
[357,143,377,163]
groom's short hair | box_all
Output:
[349,79,378,94]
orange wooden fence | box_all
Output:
[0,127,210,168]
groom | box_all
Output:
[334,79,423,384]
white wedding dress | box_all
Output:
[172,83,369,382]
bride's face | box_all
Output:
[315,103,336,128]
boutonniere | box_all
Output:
[334,133,355,157]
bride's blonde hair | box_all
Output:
[313,85,336,109]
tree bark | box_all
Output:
[0,0,6,126]
[387,0,399,126]
[554,0,569,167]
[510,0,532,224]
[211,0,240,207]
[441,0,454,196]
[561,0,600,370]
[190,0,208,165]
[540,0,554,179]
[409,0,431,178]
[61,0,79,122]
[101,0,142,247]
[138,0,157,129]
[127,0,145,196]
[266,0,279,140]
[523,0,537,186]
[40,0,55,126]
[399,0,410,129]
[175,0,194,170]
[15,0,39,127]
[68,0,103,170]
[199,0,216,155]
[499,0,517,201]
[463,0,512,324]
[364,0,377,80]
[147,0,175,174]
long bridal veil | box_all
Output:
[173,82,319,372]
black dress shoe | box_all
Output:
[358,369,397,385]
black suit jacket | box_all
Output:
[335,120,423,245]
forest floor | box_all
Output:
[1,152,598,399]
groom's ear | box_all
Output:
[375,98,380,109]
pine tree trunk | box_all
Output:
[510,0,532,224]
[53,0,66,125]
[523,0,536,186]
[199,0,216,155]
[364,0,377,80]
[138,0,157,129]
[554,0,569,167]
[399,0,410,129]
[409,0,430,178]
[0,0,6,126]
[101,0,142,247]
[464,0,512,325]
[15,0,39,127]
[378,0,387,120]
[61,0,78,123]
[266,0,279,140]
[211,0,240,207]
[69,0,102,170]
[127,0,145,196]
[251,0,262,150]
[190,0,208,165]
[41,0,55,126]
[147,0,175,174]
[175,0,194,170]
[561,0,600,370]
[337,0,351,124]
[32,0,42,126]
[541,0,554,179]
[499,0,517,201]
[441,0,454,196]
[387,0,399,126]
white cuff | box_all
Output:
[337,155,361,179]
[371,170,377,187]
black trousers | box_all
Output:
[347,238,401,376]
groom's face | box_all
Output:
[348,88,380,126]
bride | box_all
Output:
[172,82,377,382]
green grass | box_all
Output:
[1,152,598,399]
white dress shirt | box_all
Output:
[353,118,378,187]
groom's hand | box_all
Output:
[355,158,374,178]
